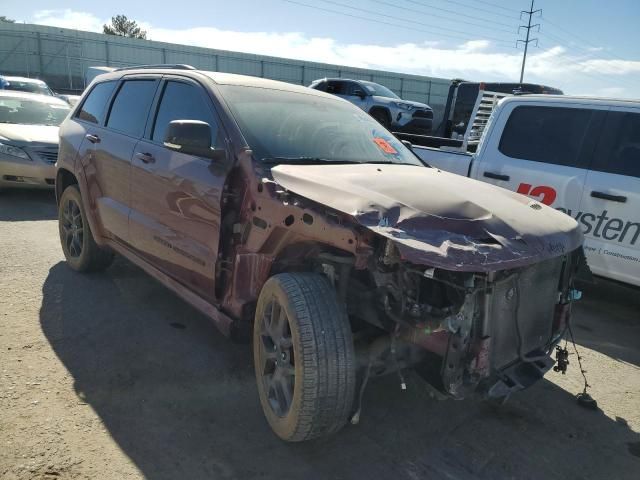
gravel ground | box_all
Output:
[1,189,639,480]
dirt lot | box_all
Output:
[1,189,639,480]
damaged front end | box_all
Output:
[343,238,585,401]
[264,163,588,402]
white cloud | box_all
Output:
[31,9,640,99]
[581,59,640,75]
[33,9,105,32]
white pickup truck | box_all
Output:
[410,95,640,287]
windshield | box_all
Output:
[0,97,70,126]
[360,81,400,99]
[2,80,53,96]
[219,85,421,166]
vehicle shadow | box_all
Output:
[40,259,640,480]
[573,277,640,367]
[0,189,57,221]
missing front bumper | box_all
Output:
[486,353,556,398]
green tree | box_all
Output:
[0,16,16,23]
[103,15,147,39]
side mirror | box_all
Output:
[163,120,225,160]
[353,89,367,99]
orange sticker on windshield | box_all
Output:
[373,137,397,154]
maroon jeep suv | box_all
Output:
[57,65,586,442]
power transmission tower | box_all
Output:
[517,0,541,84]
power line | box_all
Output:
[537,32,639,91]
[399,0,518,29]
[537,17,639,91]
[539,29,600,58]
[371,0,516,34]
[438,0,521,19]
[546,53,639,92]
[472,0,522,15]
[321,0,514,41]
[517,0,540,83]
[283,0,515,46]
[541,16,634,63]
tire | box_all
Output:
[253,273,356,442]
[370,109,391,129]
[58,184,114,272]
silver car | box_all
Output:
[0,76,55,96]
[0,91,70,189]
[310,78,434,135]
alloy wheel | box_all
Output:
[61,199,84,258]
[258,300,295,417]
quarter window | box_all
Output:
[152,81,217,144]
[311,81,327,92]
[591,110,640,178]
[76,81,116,124]
[498,105,593,168]
[106,80,158,137]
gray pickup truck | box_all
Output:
[310,78,433,135]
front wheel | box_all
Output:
[253,273,356,442]
[58,184,114,272]
[370,109,391,129]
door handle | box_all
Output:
[85,134,100,144]
[590,191,627,203]
[483,171,510,181]
[135,152,155,164]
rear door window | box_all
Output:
[451,83,479,130]
[106,79,158,137]
[325,81,347,95]
[498,105,593,168]
[76,81,116,124]
[591,110,640,178]
[151,81,218,145]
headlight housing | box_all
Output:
[0,142,30,160]
[393,102,413,111]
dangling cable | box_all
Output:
[565,281,598,410]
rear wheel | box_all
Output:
[58,185,113,272]
[253,273,356,442]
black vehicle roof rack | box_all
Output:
[114,64,196,71]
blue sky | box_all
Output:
[3,0,639,97]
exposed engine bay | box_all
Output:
[317,238,584,403]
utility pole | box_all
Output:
[517,0,541,84]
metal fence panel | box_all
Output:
[0,23,452,124]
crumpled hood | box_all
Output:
[0,124,59,146]
[271,163,583,271]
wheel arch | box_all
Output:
[55,168,78,206]
[55,167,107,247]
[270,241,355,272]
[368,106,392,124]
[226,241,356,329]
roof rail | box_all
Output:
[114,64,196,72]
